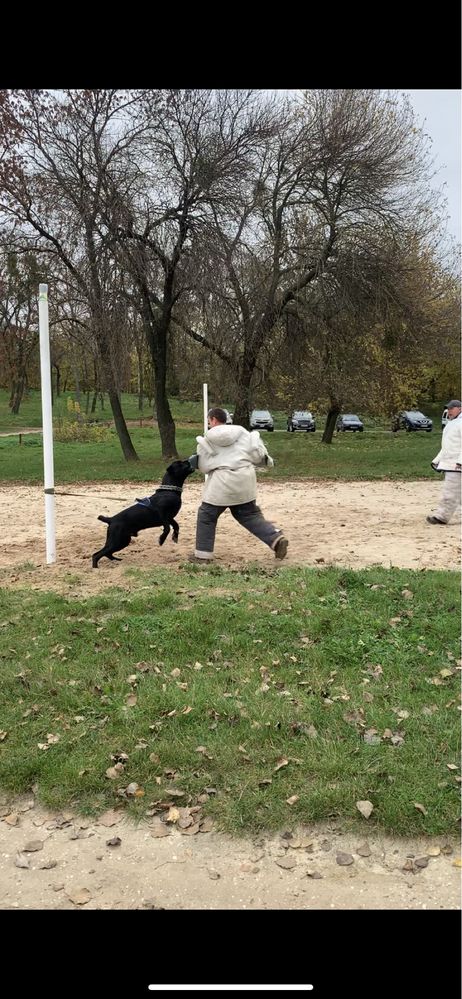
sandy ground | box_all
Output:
[0,479,460,910]
[0,480,460,594]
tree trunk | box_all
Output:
[152,345,178,459]
[109,389,139,461]
[137,349,144,411]
[232,348,257,429]
[322,402,342,444]
[9,376,26,415]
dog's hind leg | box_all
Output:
[158,523,171,546]
[171,518,180,543]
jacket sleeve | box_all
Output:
[247,430,274,468]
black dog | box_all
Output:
[91,458,196,568]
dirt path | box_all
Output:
[1,797,459,910]
[0,479,460,910]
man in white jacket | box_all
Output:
[427,399,462,525]
[188,407,288,563]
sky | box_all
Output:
[404,89,461,249]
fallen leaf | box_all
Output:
[336,852,354,866]
[414,802,428,816]
[414,856,429,869]
[275,856,297,870]
[97,810,123,827]
[105,764,124,780]
[286,795,300,806]
[274,757,289,772]
[166,807,180,823]
[125,693,137,707]
[66,887,92,906]
[149,753,160,763]
[402,859,415,872]
[0,731,8,741]
[23,840,43,852]
[199,817,214,833]
[15,852,31,869]
[452,858,462,868]
[180,822,200,835]
[126,783,143,797]
[3,813,19,826]
[356,842,372,858]
[356,800,374,819]
[427,846,441,857]
[106,837,122,847]
[446,763,458,771]
[401,589,413,599]
[150,820,171,838]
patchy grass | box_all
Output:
[0,564,459,836]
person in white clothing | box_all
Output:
[188,407,288,563]
[427,399,462,525]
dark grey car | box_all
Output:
[391,411,432,432]
[336,414,364,432]
[287,410,316,432]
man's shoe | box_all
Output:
[187,554,213,564]
[426,516,447,525]
[274,536,289,560]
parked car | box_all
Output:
[287,410,316,432]
[249,409,274,431]
[391,410,432,432]
[336,414,364,433]
[441,408,449,430]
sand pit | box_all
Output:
[0,479,459,593]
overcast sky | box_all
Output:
[404,89,461,248]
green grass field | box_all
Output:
[0,424,439,484]
[0,564,459,835]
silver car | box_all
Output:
[250,409,274,431]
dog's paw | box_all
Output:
[172,535,179,544]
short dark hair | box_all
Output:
[208,407,228,424]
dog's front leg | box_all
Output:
[159,523,170,546]
[171,518,179,543]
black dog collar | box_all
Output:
[156,485,183,493]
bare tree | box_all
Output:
[187,89,440,428]
[0,249,41,413]
[0,89,142,459]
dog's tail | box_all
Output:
[98,515,111,524]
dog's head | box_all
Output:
[163,458,197,486]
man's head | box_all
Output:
[446,400,462,420]
[207,407,228,428]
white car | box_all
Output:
[441,408,449,429]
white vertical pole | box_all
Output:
[38,284,56,564]
[202,382,208,434]
[202,382,208,481]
